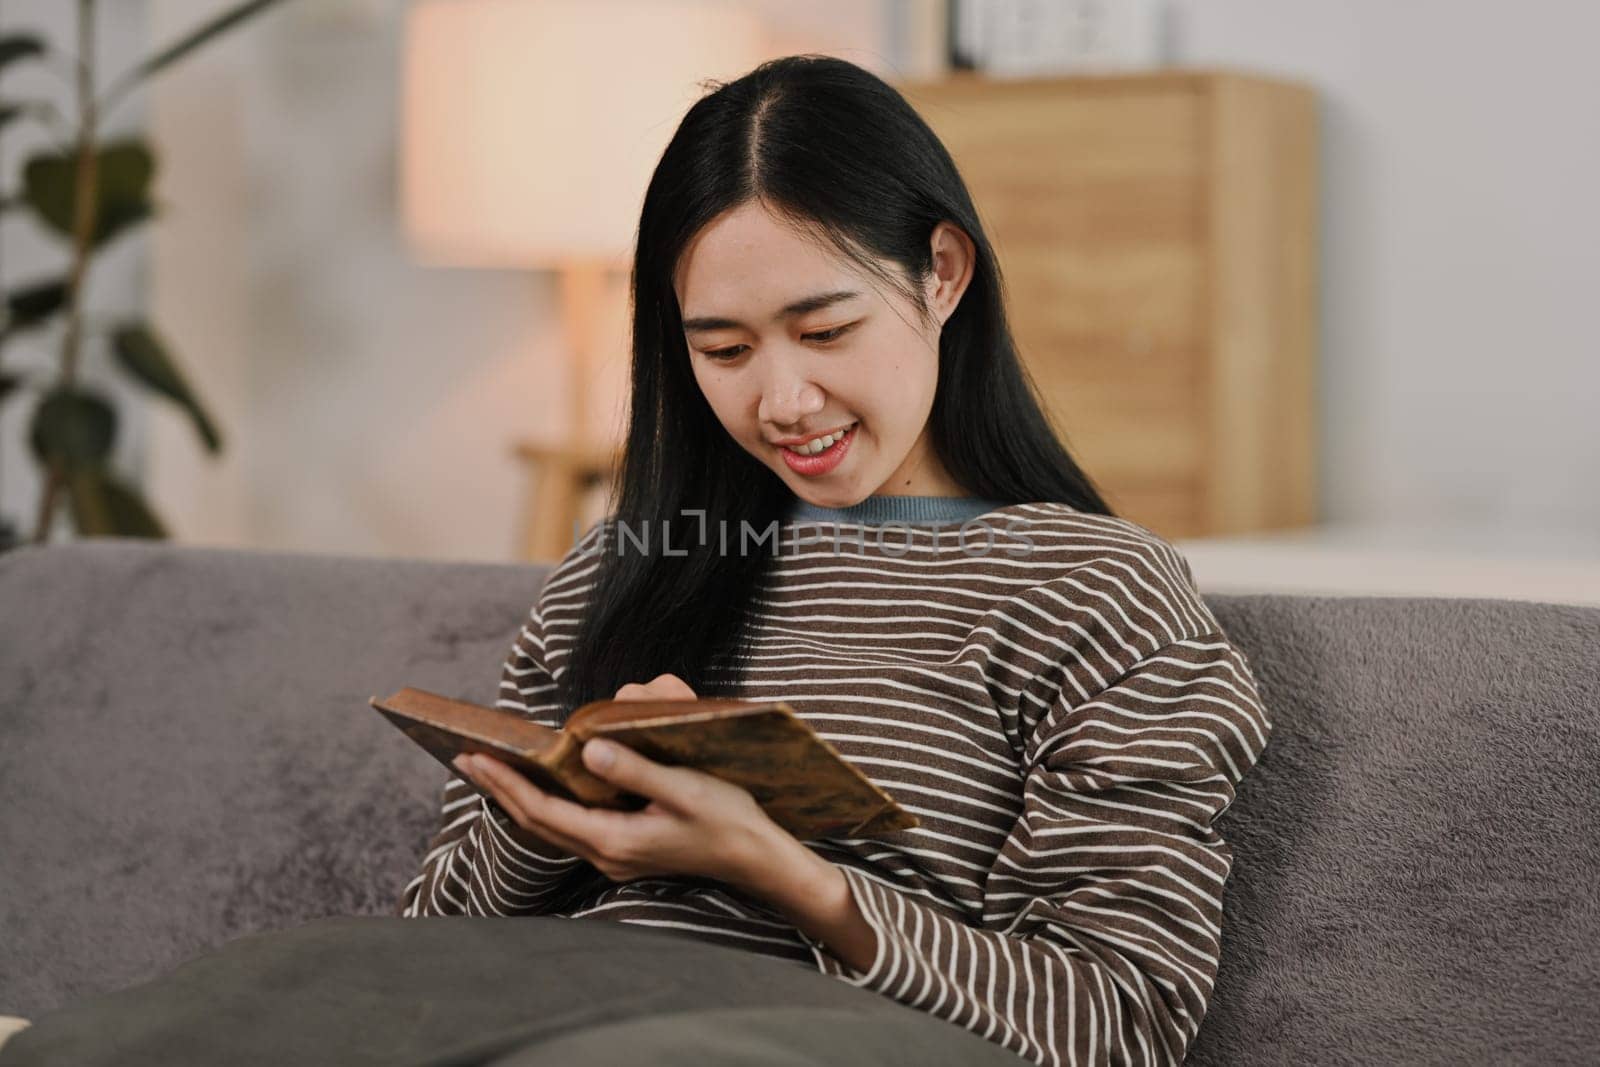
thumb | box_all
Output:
[581,737,681,800]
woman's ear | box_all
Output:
[927,220,975,325]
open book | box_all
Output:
[371,687,920,841]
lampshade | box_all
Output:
[400,0,768,269]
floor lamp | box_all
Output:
[397,0,766,561]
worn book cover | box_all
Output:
[371,686,919,841]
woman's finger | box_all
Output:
[648,672,698,699]
[502,805,591,858]
[614,674,697,702]
[462,755,605,859]
[457,757,571,842]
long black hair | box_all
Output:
[555,54,1116,717]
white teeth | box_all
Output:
[785,424,854,456]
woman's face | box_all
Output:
[673,202,975,507]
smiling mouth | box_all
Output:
[777,421,858,455]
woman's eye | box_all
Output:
[701,324,854,362]
[805,324,854,344]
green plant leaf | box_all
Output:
[111,321,223,452]
[22,139,157,248]
[63,463,114,535]
[0,35,46,74]
[28,385,117,466]
[104,0,292,101]
[65,463,167,538]
[4,277,70,332]
[100,472,168,537]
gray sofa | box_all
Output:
[2,538,1597,1064]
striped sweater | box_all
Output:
[397,496,1273,1066]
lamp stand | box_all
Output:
[514,260,625,562]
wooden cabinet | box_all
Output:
[895,70,1318,538]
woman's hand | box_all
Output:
[451,672,788,890]
[456,671,876,970]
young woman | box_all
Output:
[400,54,1272,1067]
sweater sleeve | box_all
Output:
[395,599,591,917]
[803,566,1272,1065]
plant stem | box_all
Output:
[31,0,100,544]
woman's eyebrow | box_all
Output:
[682,289,861,334]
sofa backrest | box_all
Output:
[3,539,1597,1063]
[2,539,549,1018]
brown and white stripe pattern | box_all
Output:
[398,504,1273,1066]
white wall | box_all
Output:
[47,0,1599,562]
[148,0,583,562]
[1171,0,1600,550]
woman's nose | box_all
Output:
[758,371,825,428]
